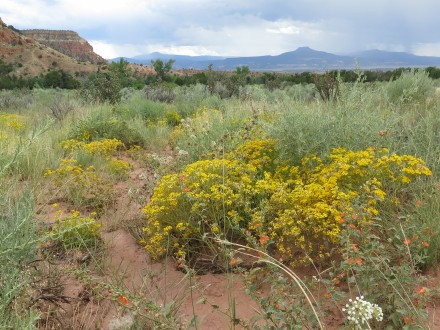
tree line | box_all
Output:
[1,56,440,93]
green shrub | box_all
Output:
[171,107,249,163]
[386,69,433,105]
[69,112,143,146]
[143,84,175,103]
[269,84,399,164]
[80,72,122,104]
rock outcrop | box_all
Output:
[0,17,100,76]
[21,29,105,64]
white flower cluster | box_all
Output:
[342,296,383,327]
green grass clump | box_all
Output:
[0,190,40,328]
[48,209,101,250]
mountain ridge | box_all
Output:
[112,47,440,72]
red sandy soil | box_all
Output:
[33,152,440,329]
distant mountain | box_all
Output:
[114,47,440,72]
[209,47,354,71]
[109,52,225,69]
[353,49,440,68]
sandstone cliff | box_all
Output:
[0,17,99,76]
[21,29,105,64]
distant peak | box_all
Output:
[293,46,323,54]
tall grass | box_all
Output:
[0,129,52,328]
[0,190,40,329]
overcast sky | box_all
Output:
[1,0,440,59]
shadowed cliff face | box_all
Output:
[21,29,105,64]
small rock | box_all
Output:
[108,314,134,330]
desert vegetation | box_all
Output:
[1,66,440,329]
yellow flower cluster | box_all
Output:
[50,209,101,249]
[0,113,26,139]
[142,140,432,263]
[44,159,113,208]
[107,157,132,178]
[142,157,257,259]
[253,147,431,263]
[44,159,97,186]
[234,138,278,174]
[60,138,125,156]
[318,147,432,186]
[59,138,130,179]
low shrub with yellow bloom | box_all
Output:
[49,208,101,250]
[142,140,432,264]
[44,159,113,210]
[59,138,130,179]
[142,157,257,259]
[107,157,132,178]
[60,138,125,157]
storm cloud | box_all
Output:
[1,0,439,58]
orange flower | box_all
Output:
[333,278,340,285]
[415,200,423,207]
[356,258,363,266]
[377,130,389,137]
[422,241,430,247]
[230,258,238,267]
[118,295,129,306]
[254,223,262,228]
[351,214,359,220]
[339,215,345,224]
[351,244,358,251]
[324,292,331,299]
[183,186,190,192]
[259,235,269,245]
[417,287,426,295]
[403,316,412,324]
[347,258,355,265]
[403,238,411,246]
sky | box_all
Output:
[1,0,440,59]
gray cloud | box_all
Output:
[1,0,439,58]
